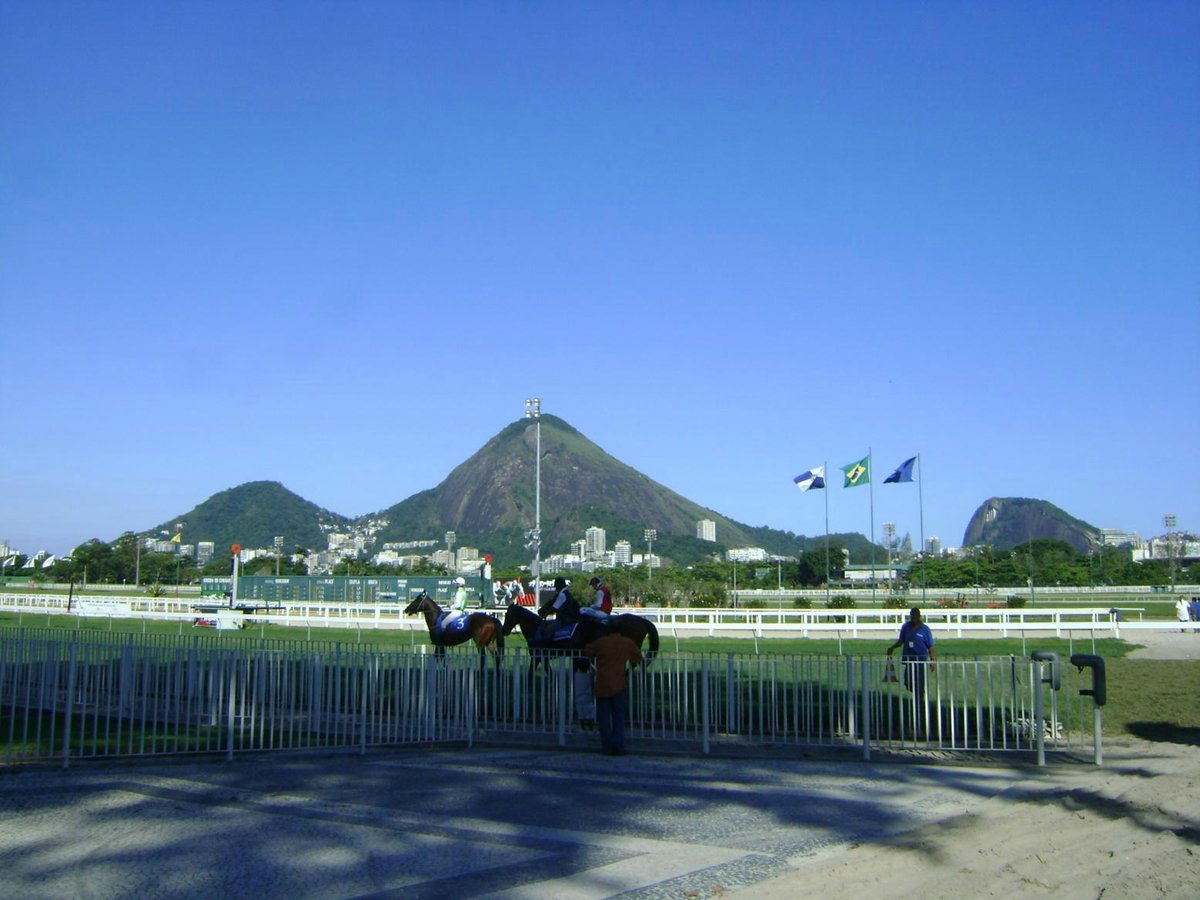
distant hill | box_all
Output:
[131,419,1086,568]
[368,415,810,565]
[962,497,1100,553]
[146,481,349,553]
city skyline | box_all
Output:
[2,5,1196,557]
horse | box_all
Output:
[404,591,504,659]
[501,603,659,668]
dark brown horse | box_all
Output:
[404,591,504,658]
[501,603,658,670]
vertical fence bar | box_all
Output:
[61,641,77,768]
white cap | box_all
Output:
[455,576,466,585]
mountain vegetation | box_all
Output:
[146,481,347,554]
[963,497,1100,553]
[369,415,814,565]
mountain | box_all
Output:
[147,481,350,553]
[962,497,1100,553]
[368,415,813,565]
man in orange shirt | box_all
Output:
[584,633,643,755]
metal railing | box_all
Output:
[3,592,1192,638]
[1,628,1100,767]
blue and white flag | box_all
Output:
[884,456,917,484]
[793,466,826,492]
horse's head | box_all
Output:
[403,591,432,616]
[502,602,532,636]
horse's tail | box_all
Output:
[477,618,498,652]
[643,620,659,665]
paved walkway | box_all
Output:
[1122,627,1200,660]
[0,742,1141,900]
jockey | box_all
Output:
[579,576,613,623]
[539,576,580,627]
[444,577,469,626]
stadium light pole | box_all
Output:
[525,399,542,600]
[644,528,656,596]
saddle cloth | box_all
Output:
[534,622,578,644]
[433,612,469,639]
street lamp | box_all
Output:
[525,399,542,599]
[644,528,656,594]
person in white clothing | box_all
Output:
[447,577,470,623]
[1177,596,1192,632]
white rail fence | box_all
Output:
[0,627,1102,766]
[1,593,1194,639]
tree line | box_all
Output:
[6,535,1191,600]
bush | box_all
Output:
[826,595,857,609]
[1006,595,1026,608]
[882,596,908,609]
[791,597,812,609]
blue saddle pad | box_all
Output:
[433,612,469,639]
[534,622,577,644]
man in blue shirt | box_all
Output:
[886,607,936,733]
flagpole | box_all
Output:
[823,459,831,605]
[917,453,927,603]
[869,448,876,603]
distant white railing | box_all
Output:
[2,593,1196,638]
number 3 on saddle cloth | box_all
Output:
[431,611,471,640]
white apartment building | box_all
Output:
[585,526,606,558]
[696,519,716,542]
[614,540,632,565]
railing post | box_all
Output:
[726,654,735,735]
[1033,659,1045,767]
[557,661,568,747]
[61,640,77,769]
[359,658,369,755]
[701,656,710,754]
[861,658,871,761]
[226,655,236,762]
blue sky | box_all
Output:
[2,2,1197,557]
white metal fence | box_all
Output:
[2,592,1194,639]
[1,627,1102,767]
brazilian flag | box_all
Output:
[841,456,870,488]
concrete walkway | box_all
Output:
[0,741,1157,900]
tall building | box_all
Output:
[696,519,716,542]
[924,537,942,556]
[197,542,215,567]
[614,540,632,565]
[584,526,606,558]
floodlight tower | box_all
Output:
[644,528,657,593]
[525,399,542,598]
